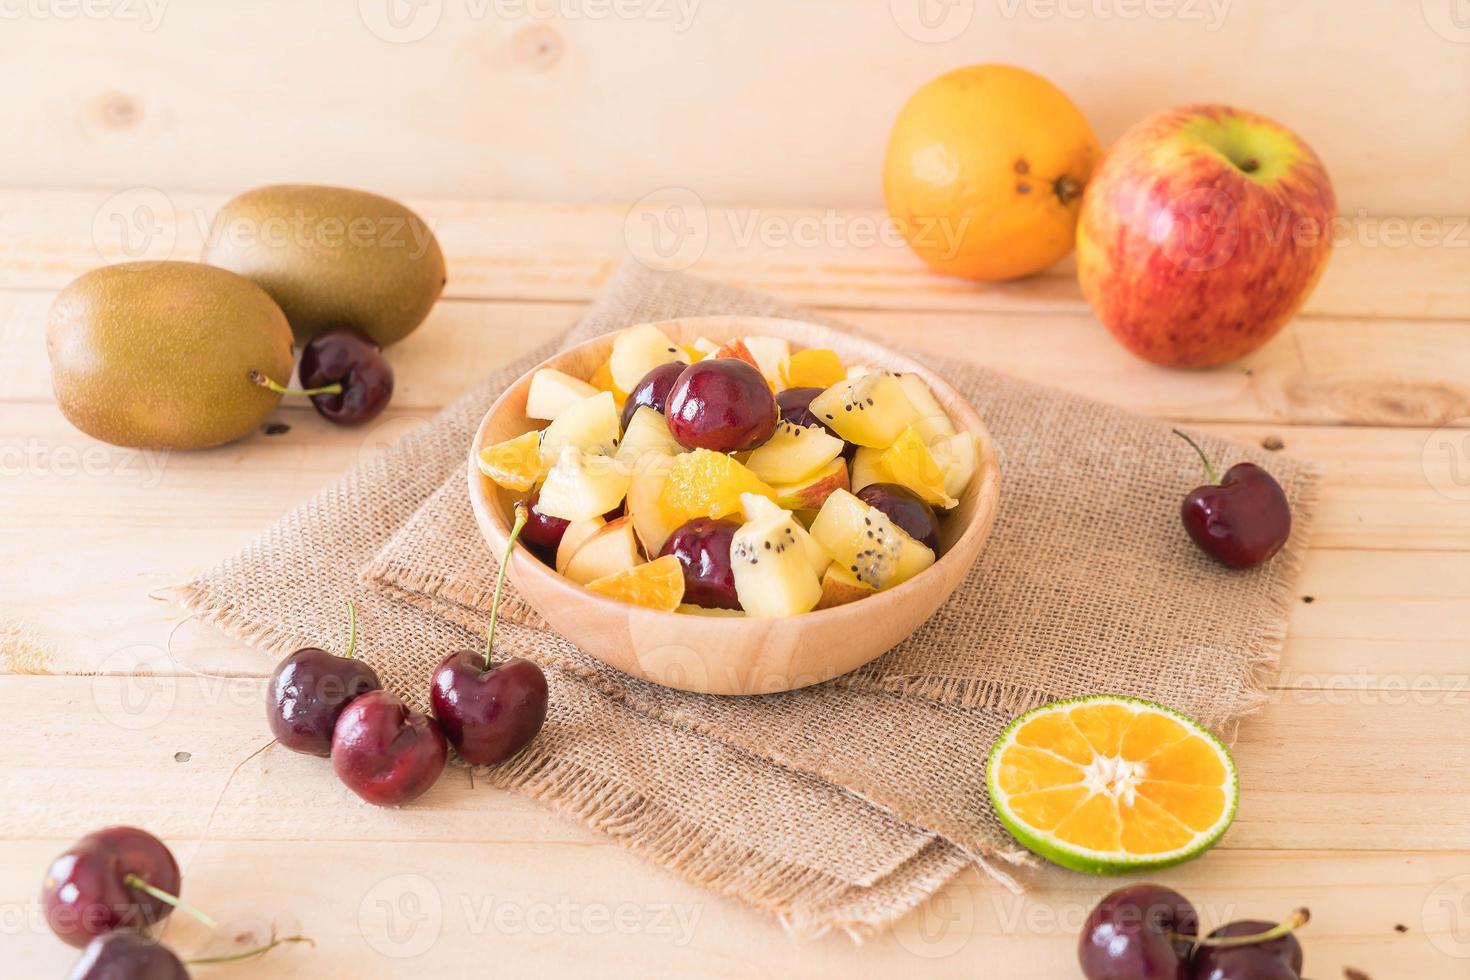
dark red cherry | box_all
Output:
[857,483,941,553]
[1175,431,1291,568]
[430,652,549,765]
[621,361,686,430]
[331,691,447,806]
[42,827,183,948]
[69,932,188,980]
[268,647,381,757]
[659,518,740,610]
[1189,914,1309,980]
[1079,884,1197,980]
[665,359,778,452]
[298,327,394,426]
[520,490,570,562]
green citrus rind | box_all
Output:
[985,694,1238,876]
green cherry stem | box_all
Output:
[249,370,343,398]
[122,874,217,929]
[1173,429,1221,485]
[186,928,315,966]
[483,502,529,672]
[1187,908,1310,950]
[342,599,358,660]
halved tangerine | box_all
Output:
[986,694,1237,874]
[585,555,685,612]
[477,430,545,492]
[658,448,775,524]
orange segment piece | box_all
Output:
[1141,735,1228,786]
[1006,785,1088,831]
[585,555,685,611]
[995,744,1084,795]
[477,430,545,492]
[1052,793,1122,852]
[659,449,776,523]
[781,349,846,389]
[877,426,956,508]
[1137,781,1228,832]
[1016,710,1095,766]
[1120,710,1191,761]
[1068,701,1136,757]
[588,359,627,409]
[1118,795,1197,855]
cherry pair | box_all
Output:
[266,507,548,807]
[251,326,394,426]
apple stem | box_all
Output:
[1173,429,1221,485]
[342,599,358,660]
[1187,908,1310,950]
[483,502,529,671]
[123,874,217,929]
[249,370,343,398]
[186,927,314,965]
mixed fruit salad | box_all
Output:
[476,322,980,616]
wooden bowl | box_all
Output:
[468,315,1001,695]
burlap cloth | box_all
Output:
[180,263,1319,939]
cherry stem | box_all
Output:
[249,370,343,398]
[185,928,314,965]
[123,874,217,929]
[1173,429,1221,485]
[1173,908,1310,950]
[483,502,529,671]
[342,599,358,660]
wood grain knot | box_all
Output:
[93,91,142,130]
[514,24,563,71]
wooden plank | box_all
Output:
[3,839,1459,979]
[0,2,1464,214]
[8,290,1470,428]
[0,676,1465,853]
[1,190,1466,321]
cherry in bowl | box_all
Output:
[665,359,778,453]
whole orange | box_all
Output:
[883,64,1101,281]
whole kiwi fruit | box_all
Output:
[47,261,294,450]
[201,184,446,347]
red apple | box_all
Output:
[1076,104,1336,368]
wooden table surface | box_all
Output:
[2,190,1468,978]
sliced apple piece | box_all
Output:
[476,430,545,492]
[808,371,920,448]
[562,516,641,585]
[878,425,958,509]
[897,374,957,443]
[536,449,631,522]
[849,446,883,492]
[743,419,845,485]
[741,335,790,388]
[692,336,720,356]
[815,564,877,609]
[525,368,600,421]
[809,488,934,590]
[771,457,849,511]
[625,453,681,556]
[540,390,620,463]
[555,517,605,574]
[615,406,682,465]
[739,492,828,578]
[729,510,822,618]
[610,323,690,394]
[714,337,760,370]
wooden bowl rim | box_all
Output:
[467,314,1001,628]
